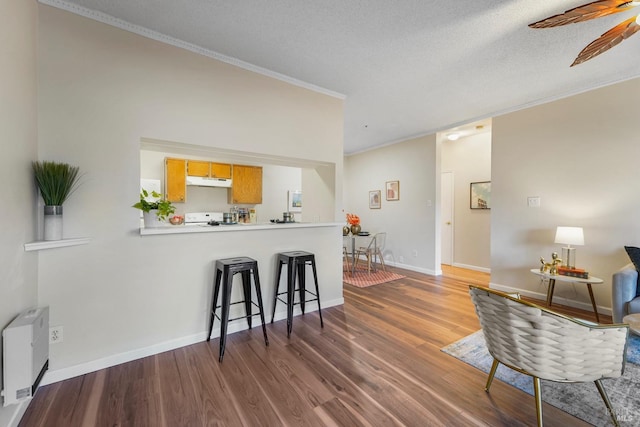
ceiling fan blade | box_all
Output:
[571,15,640,65]
[529,0,636,28]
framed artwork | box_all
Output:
[288,190,302,212]
[386,180,400,201]
[470,181,491,209]
[369,190,381,209]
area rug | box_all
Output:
[442,331,640,426]
[343,268,405,288]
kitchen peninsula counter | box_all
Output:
[126,219,344,362]
[140,221,343,236]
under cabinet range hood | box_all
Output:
[186,176,232,188]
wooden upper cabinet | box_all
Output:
[187,160,231,179]
[229,165,262,204]
[165,158,186,203]
[210,162,232,179]
[186,160,210,177]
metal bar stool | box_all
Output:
[271,251,324,337]
[207,256,269,362]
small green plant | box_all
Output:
[32,161,82,206]
[132,189,175,221]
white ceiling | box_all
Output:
[43,0,640,154]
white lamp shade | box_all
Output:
[554,226,584,246]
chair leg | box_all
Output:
[207,268,222,341]
[354,249,363,271]
[594,380,620,427]
[251,267,269,347]
[376,248,386,271]
[343,247,351,272]
[271,260,283,323]
[485,358,499,392]
[533,377,543,427]
[219,271,233,362]
[286,260,296,338]
[241,270,252,329]
[310,258,323,328]
[297,260,306,314]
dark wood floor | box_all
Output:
[20,266,604,426]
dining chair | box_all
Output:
[355,232,386,273]
[342,246,352,272]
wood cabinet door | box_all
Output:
[229,165,262,204]
[210,162,232,179]
[165,158,186,202]
[186,160,210,177]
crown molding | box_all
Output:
[38,0,346,100]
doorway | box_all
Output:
[441,171,454,265]
[438,119,492,273]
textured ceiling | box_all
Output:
[43,0,640,154]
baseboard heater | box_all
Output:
[2,306,49,406]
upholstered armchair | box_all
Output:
[612,263,640,323]
[469,285,629,427]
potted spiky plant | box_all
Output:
[32,161,82,241]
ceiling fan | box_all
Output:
[529,0,640,66]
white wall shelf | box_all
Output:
[24,238,91,252]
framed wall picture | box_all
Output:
[470,181,491,209]
[369,190,381,209]
[288,190,302,212]
[386,180,399,201]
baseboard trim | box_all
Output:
[0,399,30,427]
[41,297,343,386]
[452,263,490,274]
[489,282,612,316]
[383,260,439,276]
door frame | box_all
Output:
[441,171,454,266]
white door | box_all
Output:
[441,172,454,265]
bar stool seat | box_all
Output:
[207,256,269,362]
[271,251,324,337]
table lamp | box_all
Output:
[554,226,584,269]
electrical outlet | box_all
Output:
[49,326,63,344]
[412,250,418,257]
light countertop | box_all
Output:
[140,221,343,236]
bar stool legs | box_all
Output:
[309,257,324,327]
[207,257,269,362]
[286,259,296,337]
[271,251,323,337]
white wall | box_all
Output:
[0,0,39,423]
[441,131,491,270]
[491,77,640,313]
[35,5,343,376]
[344,135,439,274]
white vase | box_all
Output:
[44,205,63,241]
[143,210,166,228]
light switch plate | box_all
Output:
[527,197,541,208]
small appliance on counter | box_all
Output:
[222,212,237,225]
[184,212,224,226]
[270,211,295,224]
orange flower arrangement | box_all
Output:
[346,213,360,225]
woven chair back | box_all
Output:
[469,286,628,382]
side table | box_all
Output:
[623,313,640,335]
[530,269,604,323]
